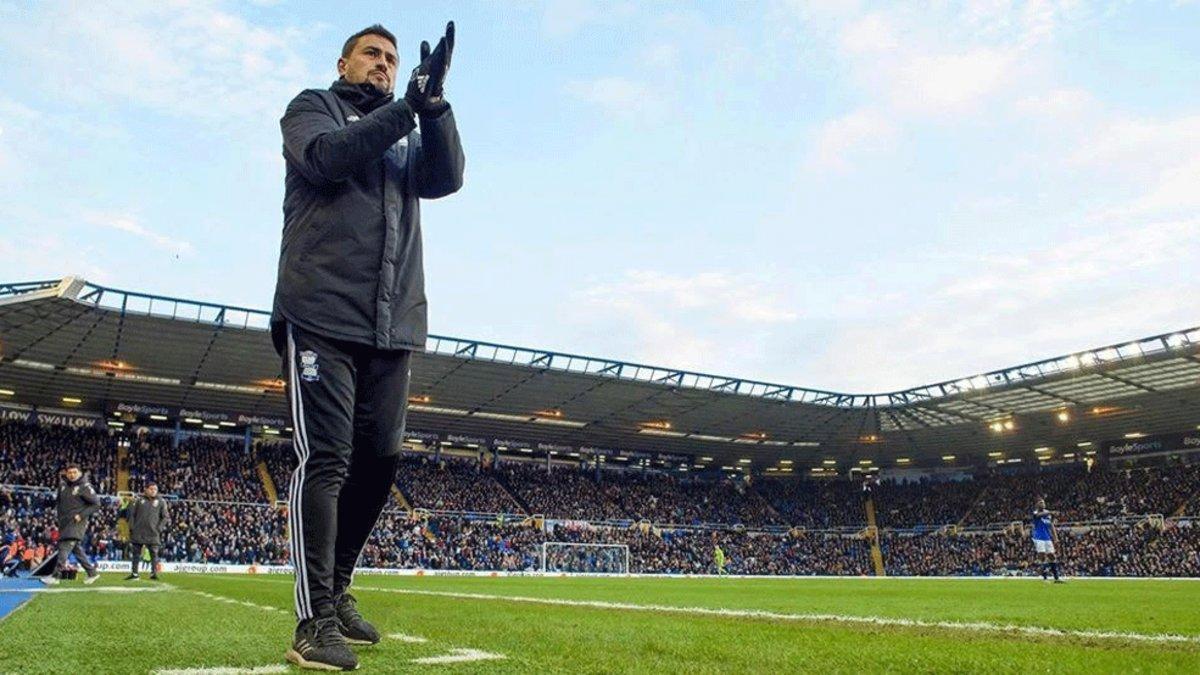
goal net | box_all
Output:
[540,541,630,574]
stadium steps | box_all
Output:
[956,485,990,528]
[863,497,886,576]
[390,484,413,512]
[116,441,131,542]
[255,461,277,503]
[1172,492,1197,518]
[751,485,787,524]
[494,473,533,515]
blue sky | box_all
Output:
[1,1,1198,392]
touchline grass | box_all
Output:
[2,574,1199,673]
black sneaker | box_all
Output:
[149,573,159,580]
[334,593,381,645]
[286,616,358,671]
[124,573,140,581]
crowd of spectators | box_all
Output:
[879,523,1200,577]
[601,472,783,526]
[157,501,288,565]
[498,462,627,521]
[1,488,123,566]
[127,433,264,503]
[872,477,981,529]
[353,513,871,575]
[1,486,287,567]
[961,464,1200,525]
[394,454,522,514]
[4,483,1199,576]
[3,419,1200,576]
[0,422,115,493]
[754,478,862,529]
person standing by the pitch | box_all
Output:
[124,482,169,581]
[271,21,464,671]
[42,463,101,585]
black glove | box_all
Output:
[404,21,455,115]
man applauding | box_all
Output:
[272,21,464,671]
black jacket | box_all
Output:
[126,496,170,546]
[271,84,465,353]
[56,477,100,541]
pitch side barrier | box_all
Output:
[416,508,528,522]
[88,561,1200,580]
[1,484,281,510]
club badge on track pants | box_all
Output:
[283,322,412,620]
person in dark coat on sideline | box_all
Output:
[124,482,170,580]
[43,463,100,585]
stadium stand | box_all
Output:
[128,432,265,504]
[3,420,1200,576]
[394,454,522,515]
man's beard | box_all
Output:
[366,72,391,94]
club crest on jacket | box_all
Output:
[299,350,320,382]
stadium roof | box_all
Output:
[2,277,1199,472]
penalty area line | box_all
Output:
[354,586,1200,646]
[412,648,505,664]
[388,632,429,643]
[185,589,288,614]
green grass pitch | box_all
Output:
[2,574,1199,673]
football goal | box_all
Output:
[540,541,630,574]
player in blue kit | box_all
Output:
[1031,498,1063,583]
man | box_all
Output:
[272,22,464,671]
[1031,498,1063,583]
[124,482,170,581]
[43,463,100,585]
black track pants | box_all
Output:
[283,323,410,621]
[130,544,160,575]
[54,539,95,575]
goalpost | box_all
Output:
[540,541,631,575]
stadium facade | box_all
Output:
[2,276,1199,476]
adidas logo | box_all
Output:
[296,639,313,654]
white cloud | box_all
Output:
[806,108,897,171]
[797,1,1085,167]
[1070,115,1200,171]
[804,219,1200,391]
[1044,112,1200,220]
[838,12,898,55]
[542,0,601,38]
[1013,88,1093,119]
[893,48,1015,114]
[537,0,638,38]
[83,211,194,257]
[0,0,317,125]
[0,234,114,285]
[571,270,798,372]
[567,76,663,120]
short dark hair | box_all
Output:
[65,463,80,471]
[342,24,397,59]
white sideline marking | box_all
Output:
[152,666,288,675]
[389,632,429,643]
[187,590,287,614]
[0,586,168,594]
[355,586,1200,645]
[411,648,505,665]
